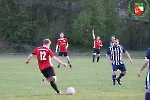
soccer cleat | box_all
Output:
[116,78,121,85]
[57,63,60,68]
[70,64,72,68]
[112,82,115,86]
[42,78,48,85]
[57,90,61,94]
[92,58,95,62]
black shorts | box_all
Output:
[59,52,68,57]
[145,70,150,89]
[41,67,56,78]
[93,48,100,54]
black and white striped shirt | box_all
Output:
[106,45,126,65]
[110,41,114,47]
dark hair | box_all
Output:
[43,39,51,45]
[114,38,119,41]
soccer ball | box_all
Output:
[67,87,75,95]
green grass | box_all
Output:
[68,50,146,58]
[0,55,147,100]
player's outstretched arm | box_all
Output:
[92,30,95,39]
[125,51,132,63]
[137,59,149,77]
[25,54,34,64]
[52,56,67,67]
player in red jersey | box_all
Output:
[55,32,72,68]
[92,30,103,62]
[25,39,67,94]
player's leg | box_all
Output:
[96,49,100,62]
[116,64,127,85]
[49,76,61,94]
[93,48,96,62]
[42,67,61,93]
[65,52,72,68]
[57,52,62,68]
[145,71,150,100]
[112,65,117,85]
[145,89,150,100]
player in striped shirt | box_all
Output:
[138,48,150,100]
[92,30,103,62]
[106,38,132,85]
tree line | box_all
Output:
[0,0,150,53]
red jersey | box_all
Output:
[56,38,68,52]
[32,46,54,71]
[93,38,103,49]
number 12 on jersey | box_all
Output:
[40,51,46,60]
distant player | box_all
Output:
[55,32,72,68]
[92,30,103,62]
[110,35,115,47]
[106,38,132,85]
[138,48,150,100]
[25,39,67,94]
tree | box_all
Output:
[0,0,34,44]
[71,0,126,48]
[71,0,106,47]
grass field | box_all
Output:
[0,54,148,100]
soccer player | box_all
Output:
[106,38,132,85]
[25,39,67,94]
[92,30,103,62]
[55,32,72,68]
[110,35,115,47]
[137,48,150,100]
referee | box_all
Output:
[138,48,150,100]
[106,38,132,85]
